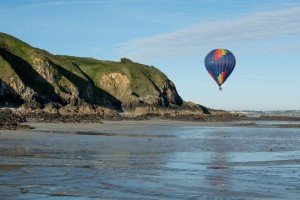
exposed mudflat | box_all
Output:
[0,120,299,199]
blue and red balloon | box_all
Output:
[204,49,236,90]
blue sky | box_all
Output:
[1,0,300,110]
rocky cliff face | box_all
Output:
[0,33,183,111]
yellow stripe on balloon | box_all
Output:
[217,72,226,84]
[221,49,227,56]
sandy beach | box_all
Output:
[0,120,299,199]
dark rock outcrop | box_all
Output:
[0,109,32,130]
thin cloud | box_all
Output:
[118,6,300,60]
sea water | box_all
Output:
[0,121,299,199]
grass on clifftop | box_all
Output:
[61,55,168,96]
[0,32,170,98]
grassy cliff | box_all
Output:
[0,32,183,111]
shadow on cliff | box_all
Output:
[146,77,183,107]
[53,63,122,111]
[0,47,63,104]
[199,105,210,114]
[0,79,24,107]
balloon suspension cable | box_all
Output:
[219,86,222,91]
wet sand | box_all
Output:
[0,120,300,199]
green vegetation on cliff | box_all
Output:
[0,32,183,110]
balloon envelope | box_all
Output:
[204,49,236,88]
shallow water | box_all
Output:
[0,121,299,199]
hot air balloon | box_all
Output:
[204,48,236,90]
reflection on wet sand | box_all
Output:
[208,133,231,192]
